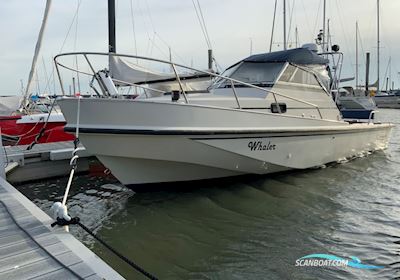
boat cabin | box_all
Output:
[206,48,340,120]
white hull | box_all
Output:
[78,127,390,185]
[58,98,393,185]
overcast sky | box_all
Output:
[0,0,399,95]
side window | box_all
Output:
[278,65,296,82]
[280,65,319,86]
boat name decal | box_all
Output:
[248,141,276,151]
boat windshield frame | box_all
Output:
[211,61,286,89]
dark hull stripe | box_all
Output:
[64,125,390,139]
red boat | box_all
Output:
[0,112,74,146]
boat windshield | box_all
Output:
[212,62,284,88]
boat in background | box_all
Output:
[0,0,74,147]
[337,87,377,120]
[373,90,400,108]
[0,112,73,146]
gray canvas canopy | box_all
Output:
[243,48,329,65]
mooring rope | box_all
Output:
[51,95,158,279]
[51,217,158,280]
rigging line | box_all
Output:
[146,33,172,62]
[43,55,61,96]
[269,0,278,52]
[59,0,82,53]
[136,0,153,57]
[153,32,188,65]
[41,57,50,94]
[299,0,313,38]
[334,0,355,75]
[41,0,82,96]
[129,0,138,60]
[194,0,210,48]
[196,0,213,49]
[191,0,211,49]
[287,0,296,47]
[192,0,209,48]
[312,0,322,36]
[35,71,41,96]
[144,0,156,33]
[42,56,55,94]
[149,32,156,58]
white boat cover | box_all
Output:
[109,56,174,84]
[0,96,23,116]
[109,56,213,92]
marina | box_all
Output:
[1,0,400,279]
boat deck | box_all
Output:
[0,176,124,280]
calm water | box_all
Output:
[16,109,400,280]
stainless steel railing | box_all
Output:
[54,52,324,119]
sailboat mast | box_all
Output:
[377,0,380,93]
[356,21,359,89]
[23,0,52,108]
[283,0,287,50]
[322,0,326,51]
[108,0,116,53]
[269,0,278,52]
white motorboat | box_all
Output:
[373,90,400,109]
[55,48,393,186]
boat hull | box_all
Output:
[374,96,400,108]
[74,124,391,185]
[0,113,74,146]
[58,98,393,185]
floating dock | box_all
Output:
[0,175,124,279]
[4,141,92,184]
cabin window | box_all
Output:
[279,65,320,87]
[278,65,296,82]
